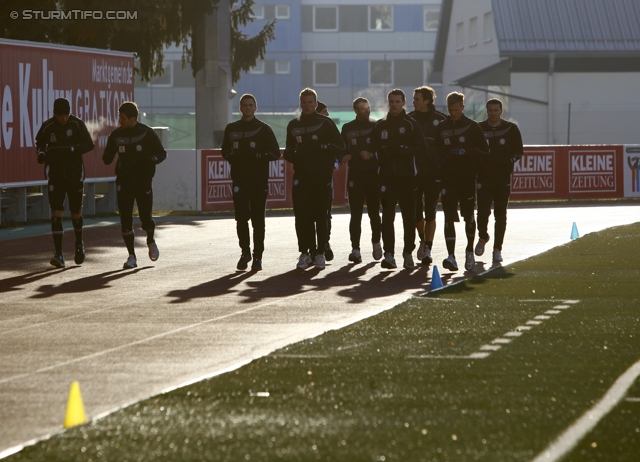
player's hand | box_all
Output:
[360,151,372,160]
[37,152,46,164]
[342,154,352,163]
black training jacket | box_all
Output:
[478,119,524,180]
[102,123,167,183]
[35,115,94,181]
[221,117,281,185]
[341,118,378,174]
[408,108,447,177]
[435,114,489,181]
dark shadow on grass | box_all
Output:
[30,267,151,298]
[165,270,256,304]
[424,266,516,297]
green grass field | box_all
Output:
[8,223,640,461]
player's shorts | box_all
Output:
[415,175,441,223]
[440,177,475,222]
[47,180,83,214]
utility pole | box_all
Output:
[194,2,233,149]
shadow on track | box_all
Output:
[30,267,151,298]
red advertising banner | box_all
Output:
[511,146,624,200]
[0,39,135,185]
[200,149,350,211]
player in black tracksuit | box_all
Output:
[102,101,167,269]
[35,98,94,268]
[372,89,429,270]
[341,97,381,264]
[476,98,524,263]
[221,94,280,271]
[284,88,345,270]
[435,92,489,272]
[408,86,447,266]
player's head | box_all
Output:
[486,98,504,123]
[300,88,318,115]
[240,93,257,106]
[118,101,139,128]
[387,89,406,116]
[446,92,465,121]
[316,101,329,116]
[240,94,258,120]
[353,97,370,120]
[53,98,70,125]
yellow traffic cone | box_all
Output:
[63,381,87,428]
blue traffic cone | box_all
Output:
[430,265,443,291]
[570,222,579,239]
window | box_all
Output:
[251,5,264,19]
[370,60,393,85]
[276,60,290,74]
[275,5,290,19]
[249,60,265,75]
[314,6,338,31]
[455,22,464,50]
[314,61,338,86]
[423,5,440,31]
[469,16,478,46]
[483,12,493,42]
[148,61,173,87]
[369,5,393,31]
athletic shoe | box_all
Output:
[475,238,489,256]
[50,254,65,268]
[493,249,503,262]
[123,255,137,269]
[349,249,362,264]
[421,246,433,265]
[372,241,383,260]
[403,252,415,270]
[381,252,397,269]
[237,252,252,271]
[416,240,427,260]
[74,243,85,265]
[325,243,334,261]
[442,254,458,272]
[314,253,326,270]
[251,256,262,271]
[296,253,312,270]
[465,251,475,270]
[148,241,159,261]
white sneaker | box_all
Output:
[349,249,362,264]
[475,238,489,256]
[442,254,458,272]
[416,240,427,260]
[296,253,312,270]
[493,249,503,262]
[148,242,159,261]
[421,246,433,265]
[123,254,137,269]
[465,251,475,270]
[314,253,326,269]
[403,252,415,270]
[381,252,397,269]
[372,241,383,260]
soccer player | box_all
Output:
[221,94,280,271]
[35,98,94,268]
[372,89,428,270]
[315,101,337,262]
[102,102,167,269]
[408,86,447,266]
[284,88,345,270]
[341,97,382,263]
[434,92,489,272]
[475,98,524,263]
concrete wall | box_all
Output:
[153,150,199,211]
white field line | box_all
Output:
[530,359,640,462]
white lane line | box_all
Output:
[504,332,523,337]
[546,310,561,314]
[527,320,543,325]
[0,292,308,385]
[554,305,570,309]
[530,359,640,462]
[625,397,640,402]
[480,345,502,351]
[493,338,512,344]
[517,326,533,331]
[407,353,490,359]
[535,315,551,320]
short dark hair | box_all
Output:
[388,88,406,101]
[353,97,369,111]
[299,88,317,101]
[119,101,139,119]
[414,86,436,104]
[53,98,70,115]
[446,92,464,106]
[240,93,257,105]
[486,98,503,109]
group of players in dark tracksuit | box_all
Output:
[37,90,522,275]
[36,99,167,269]
[222,88,522,273]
